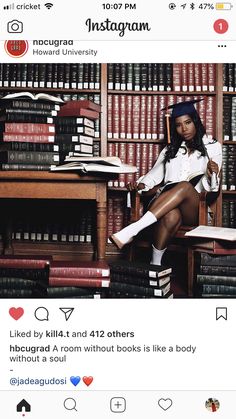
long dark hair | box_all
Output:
[164,111,206,162]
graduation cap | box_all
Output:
[162,99,203,118]
[162,99,204,143]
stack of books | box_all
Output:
[0,92,63,171]
[108,261,173,298]
[0,256,50,298]
[197,253,236,298]
[48,261,110,298]
[55,99,101,163]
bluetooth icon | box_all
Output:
[190,2,195,9]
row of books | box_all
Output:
[0,95,101,170]
[222,200,236,228]
[107,94,215,140]
[107,142,162,187]
[0,256,173,299]
[0,63,101,89]
[108,63,216,92]
[196,253,236,298]
[222,144,236,191]
[223,63,236,91]
[107,196,129,242]
[9,203,95,244]
[223,96,236,141]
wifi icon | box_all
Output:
[44,2,53,9]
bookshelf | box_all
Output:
[0,62,234,261]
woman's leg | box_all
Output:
[110,182,199,249]
[150,183,199,264]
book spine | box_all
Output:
[0,151,59,164]
[1,141,58,152]
[200,253,236,267]
[1,163,54,171]
[50,267,110,278]
[49,277,110,287]
[2,133,55,143]
[2,123,55,134]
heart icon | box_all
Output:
[82,376,93,386]
[9,307,24,320]
[158,398,173,411]
[70,376,81,387]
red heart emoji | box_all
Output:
[83,376,93,386]
[9,307,24,320]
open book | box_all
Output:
[64,156,123,166]
[50,156,137,174]
[185,225,236,241]
[1,92,64,103]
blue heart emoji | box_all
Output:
[70,376,81,386]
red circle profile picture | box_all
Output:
[4,40,29,57]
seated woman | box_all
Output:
[110,99,222,265]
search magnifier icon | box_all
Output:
[64,398,77,411]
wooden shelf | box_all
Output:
[108,138,165,143]
[222,190,236,194]
[223,141,236,145]
[0,86,100,94]
[107,89,216,95]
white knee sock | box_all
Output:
[151,245,167,265]
[114,211,157,245]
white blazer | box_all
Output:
[138,135,222,193]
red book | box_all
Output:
[151,96,158,139]
[0,256,51,269]
[112,95,120,139]
[50,261,110,278]
[126,95,132,139]
[132,96,141,139]
[140,95,147,139]
[2,133,55,143]
[58,108,99,120]
[208,63,216,92]
[146,96,152,139]
[1,123,55,134]
[118,142,126,187]
[194,63,201,91]
[181,63,188,92]
[107,95,113,138]
[172,63,181,92]
[60,99,101,113]
[201,63,208,91]
[187,64,195,92]
[49,276,110,287]
[119,95,126,139]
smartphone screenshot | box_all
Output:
[0,0,236,417]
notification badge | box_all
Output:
[213,19,229,34]
[4,40,29,57]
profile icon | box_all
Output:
[205,398,220,412]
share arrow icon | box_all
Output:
[59,307,74,321]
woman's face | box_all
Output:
[175,114,197,141]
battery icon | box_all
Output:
[215,3,233,9]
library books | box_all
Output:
[50,261,110,278]
[0,256,50,298]
[47,287,105,298]
[49,277,110,288]
[109,260,172,279]
[107,64,215,92]
[222,144,236,191]
[107,94,215,140]
[197,252,236,297]
[0,63,101,90]
[60,99,101,112]
[185,225,236,241]
[109,261,172,298]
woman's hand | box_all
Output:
[207,159,219,178]
[126,182,146,192]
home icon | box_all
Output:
[16,399,31,412]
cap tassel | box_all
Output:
[165,113,171,144]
